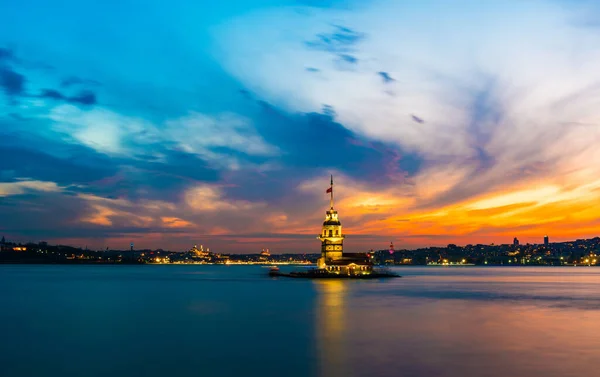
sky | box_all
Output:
[2,0,600,253]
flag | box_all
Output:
[326,187,332,193]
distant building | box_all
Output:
[189,244,210,258]
[513,237,519,246]
[544,235,549,246]
[389,241,395,254]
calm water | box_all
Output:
[1,266,600,377]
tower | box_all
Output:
[544,235,549,246]
[318,175,345,265]
[389,241,395,254]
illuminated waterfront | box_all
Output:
[2,266,600,377]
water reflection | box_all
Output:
[314,280,349,377]
[3,266,600,377]
[312,269,600,377]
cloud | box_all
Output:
[305,24,364,54]
[164,112,279,168]
[39,89,64,100]
[0,179,61,197]
[161,217,192,228]
[48,104,151,155]
[47,105,277,170]
[39,89,97,105]
[338,53,358,64]
[377,71,394,83]
[5,0,600,252]
[251,103,423,184]
[215,0,600,208]
[185,184,266,212]
[0,66,25,96]
[411,114,424,124]
[69,90,96,105]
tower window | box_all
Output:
[329,230,332,237]
[335,230,339,236]
[323,230,326,236]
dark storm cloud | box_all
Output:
[38,88,97,105]
[0,66,25,96]
[378,71,394,83]
[0,49,97,105]
[39,88,65,100]
[69,90,96,105]
[257,102,422,178]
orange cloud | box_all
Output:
[185,184,266,212]
[81,205,116,226]
[161,217,192,228]
[293,171,600,249]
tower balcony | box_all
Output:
[318,235,345,242]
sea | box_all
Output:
[1,265,599,377]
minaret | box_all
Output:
[318,175,345,266]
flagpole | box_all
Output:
[330,175,334,209]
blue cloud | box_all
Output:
[338,54,358,64]
[38,88,97,105]
[254,101,422,179]
[378,71,394,83]
[0,66,25,96]
[305,25,364,53]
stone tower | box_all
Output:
[318,175,345,265]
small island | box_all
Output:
[268,176,400,279]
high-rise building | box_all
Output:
[544,235,549,245]
[513,237,519,246]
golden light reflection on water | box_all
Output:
[314,280,348,377]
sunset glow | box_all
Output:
[2,0,600,252]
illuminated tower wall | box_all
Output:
[318,208,345,261]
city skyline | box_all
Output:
[2,0,600,253]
